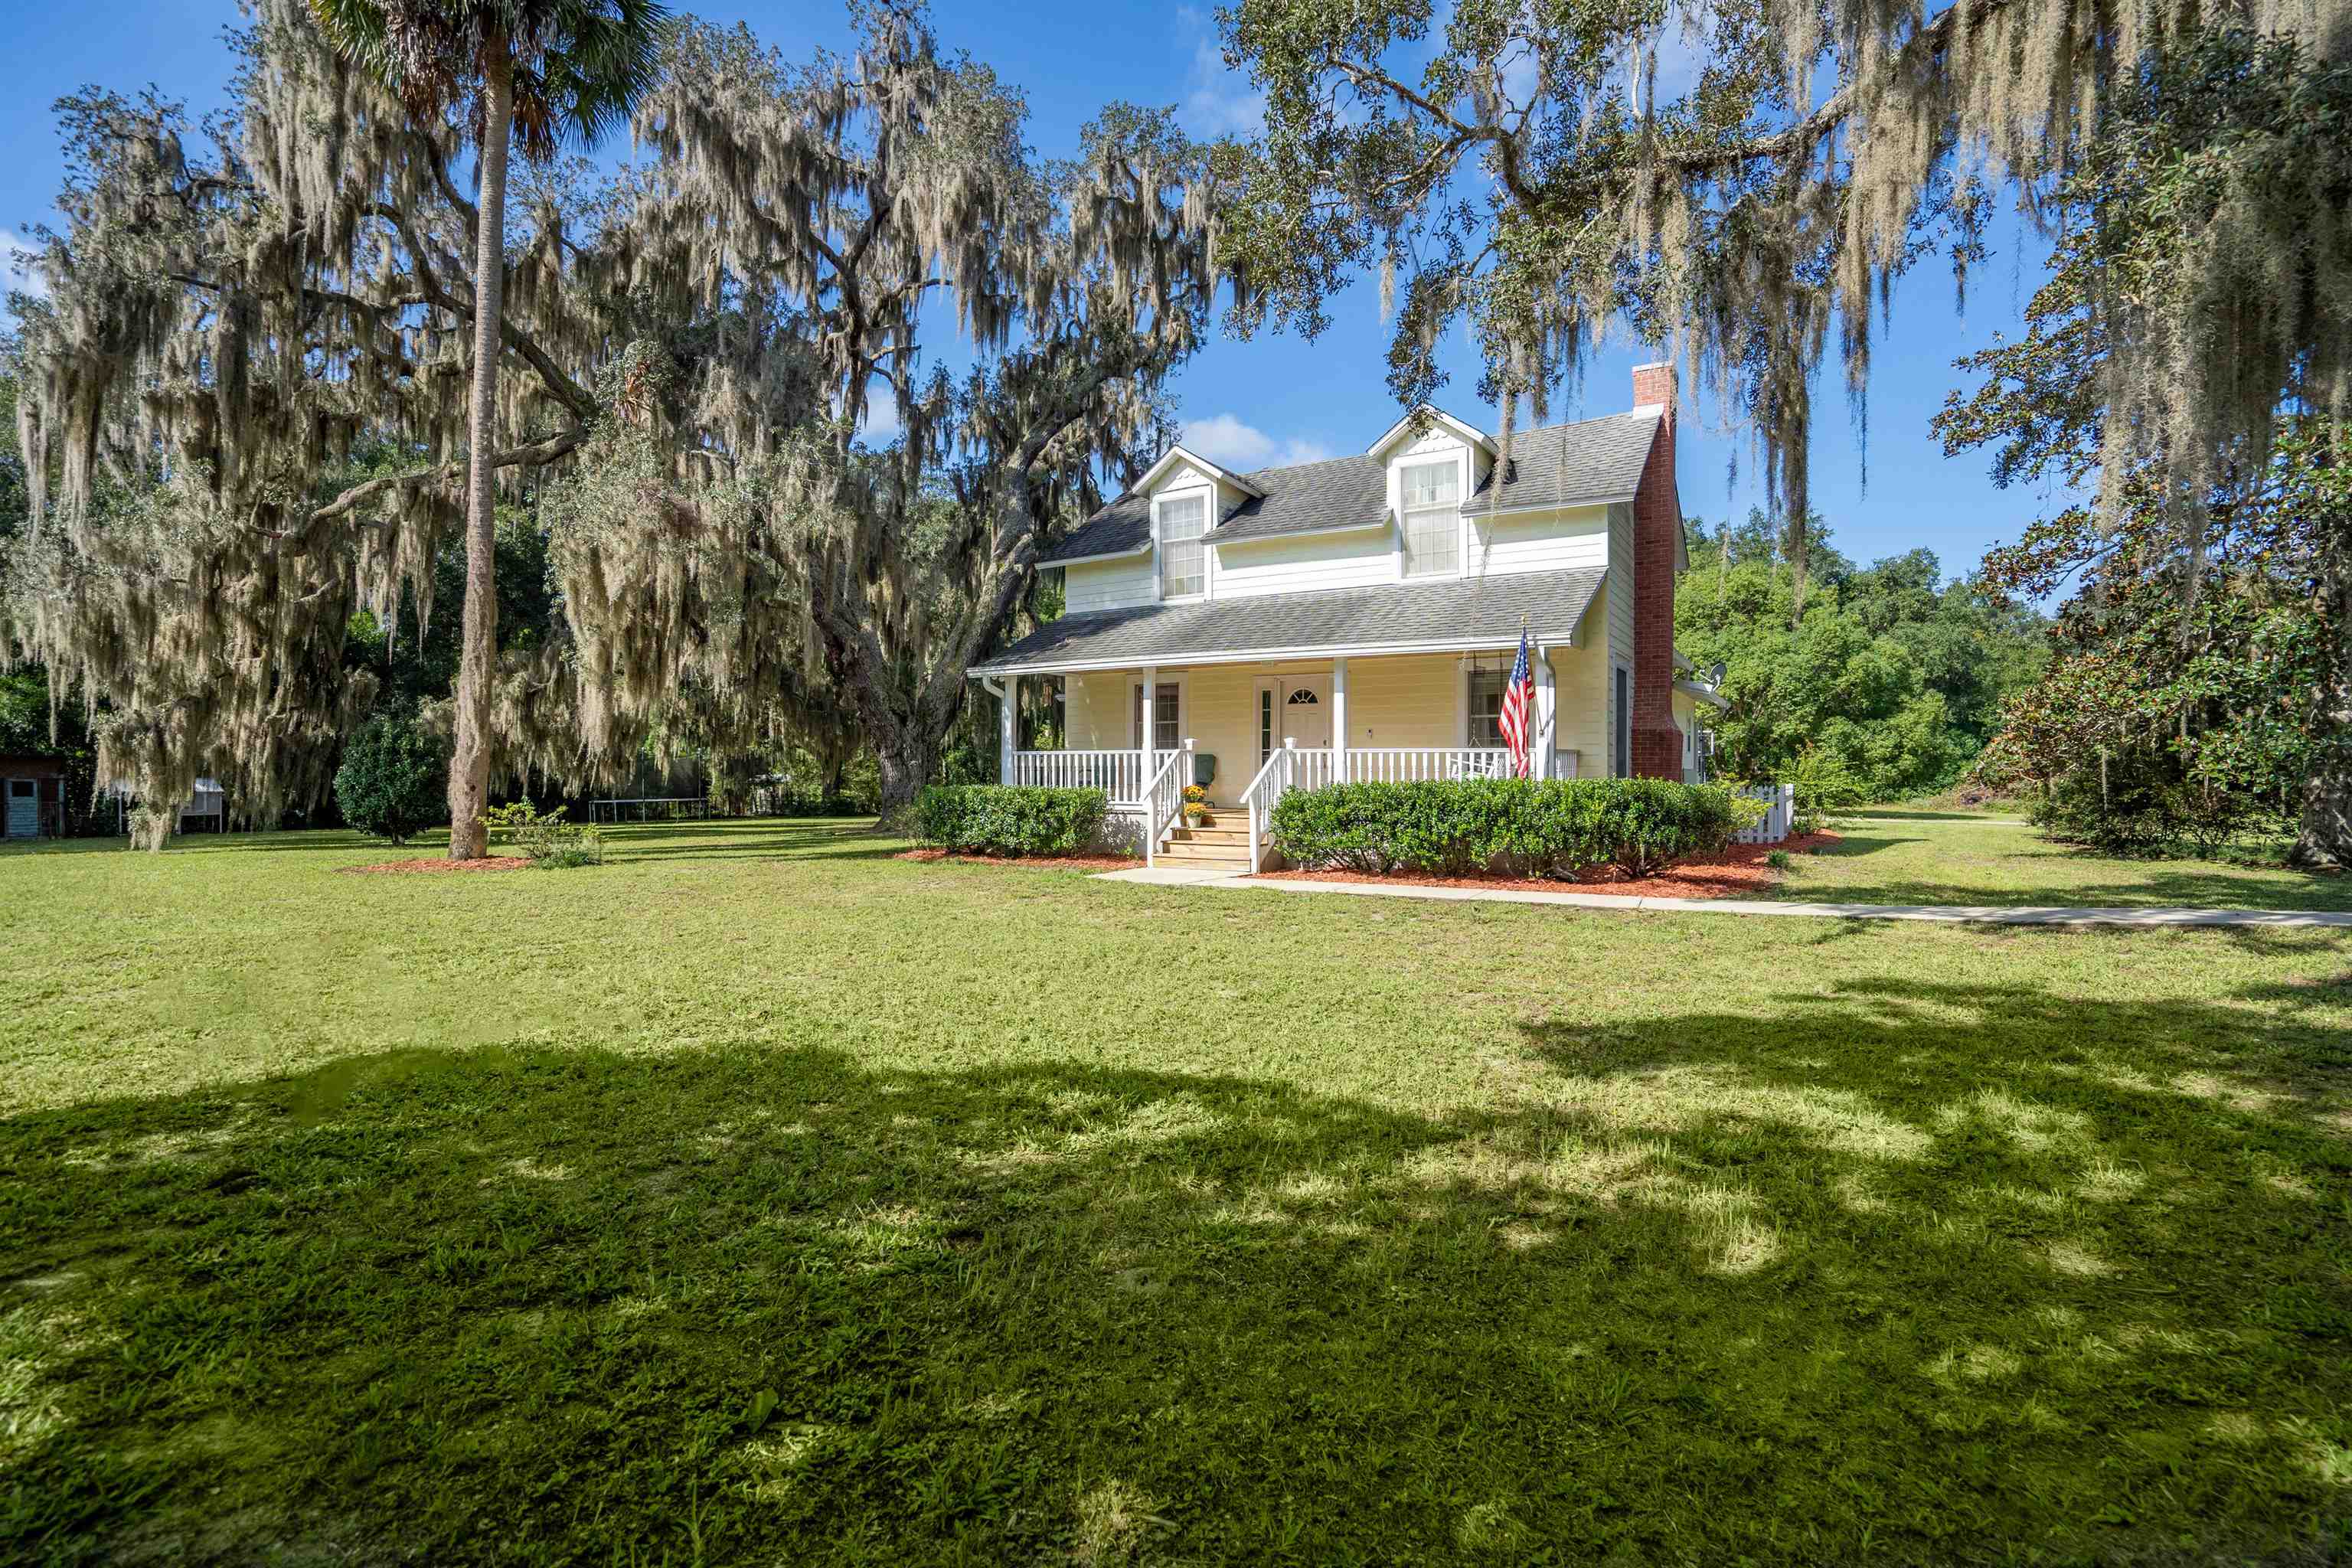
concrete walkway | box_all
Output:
[1092,867,2352,929]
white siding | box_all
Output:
[1465,503,1610,577]
[1213,531,1397,599]
[1063,554,1155,614]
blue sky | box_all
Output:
[0,0,2071,580]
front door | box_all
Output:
[1269,678,1331,753]
[5,779,37,839]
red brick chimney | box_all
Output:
[1628,362,1684,780]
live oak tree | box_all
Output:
[537,16,1227,817]
[305,0,668,858]
[1211,0,2352,629]
[5,1,1225,839]
[1938,30,2352,864]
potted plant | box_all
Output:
[1182,784,1214,825]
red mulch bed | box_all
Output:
[1256,831,1841,900]
[345,855,531,875]
[894,848,1145,872]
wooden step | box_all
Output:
[1170,824,1250,844]
[1156,839,1254,865]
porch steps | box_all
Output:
[1156,815,1256,869]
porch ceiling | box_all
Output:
[970,566,1605,677]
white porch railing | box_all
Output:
[1142,742,1191,867]
[1012,748,1145,801]
[1732,782,1796,844]
[1240,741,1298,874]
[1347,746,1510,782]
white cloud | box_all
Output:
[2,231,48,300]
[1177,7,1266,139]
[1181,413,1334,471]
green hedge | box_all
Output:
[1269,778,1745,879]
[913,786,1109,856]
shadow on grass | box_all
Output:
[3,974,2348,1565]
[1798,833,2352,913]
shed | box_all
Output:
[0,755,69,840]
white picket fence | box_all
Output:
[1732,782,1797,844]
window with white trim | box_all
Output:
[1158,492,1207,599]
[1465,661,1508,747]
[1132,682,1181,752]
[1399,460,1459,577]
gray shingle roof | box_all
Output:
[972,566,1606,675]
[1472,410,1660,510]
[1206,456,1390,544]
[1041,410,1659,564]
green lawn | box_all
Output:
[1780,808,2352,912]
[2,820,2349,1565]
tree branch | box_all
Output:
[301,424,586,534]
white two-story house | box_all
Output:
[970,364,1727,868]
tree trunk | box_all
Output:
[874,733,938,825]
[2291,514,2352,869]
[447,48,513,861]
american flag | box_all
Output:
[1498,627,1535,778]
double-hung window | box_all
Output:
[1158,492,1207,599]
[1399,460,1459,577]
[1132,682,1181,753]
[1466,663,1508,747]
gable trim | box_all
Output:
[1132,444,1267,499]
[1365,404,1498,460]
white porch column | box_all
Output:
[998,675,1019,785]
[1331,656,1350,783]
[1533,646,1556,779]
[1139,665,1158,787]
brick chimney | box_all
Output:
[1628,362,1684,780]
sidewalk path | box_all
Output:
[1091,867,2352,929]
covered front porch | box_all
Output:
[987,645,1610,868]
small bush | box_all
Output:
[481,799,605,868]
[2029,752,2273,858]
[1785,745,1870,829]
[335,715,447,843]
[1766,849,1792,870]
[913,786,1109,856]
[1269,778,1743,880]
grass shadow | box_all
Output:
[5,970,2348,1564]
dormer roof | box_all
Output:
[1129,444,1266,499]
[1042,407,1663,565]
[1364,404,1498,460]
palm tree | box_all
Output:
[309,0,668,858]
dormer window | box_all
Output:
[1158,492,1207,599]
[1400,460,1459,577]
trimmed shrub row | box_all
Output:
[913,785,1109,856]
[1270,778,1749,879]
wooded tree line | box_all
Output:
[2,0,2347,861]
[1675,515,2046,799]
